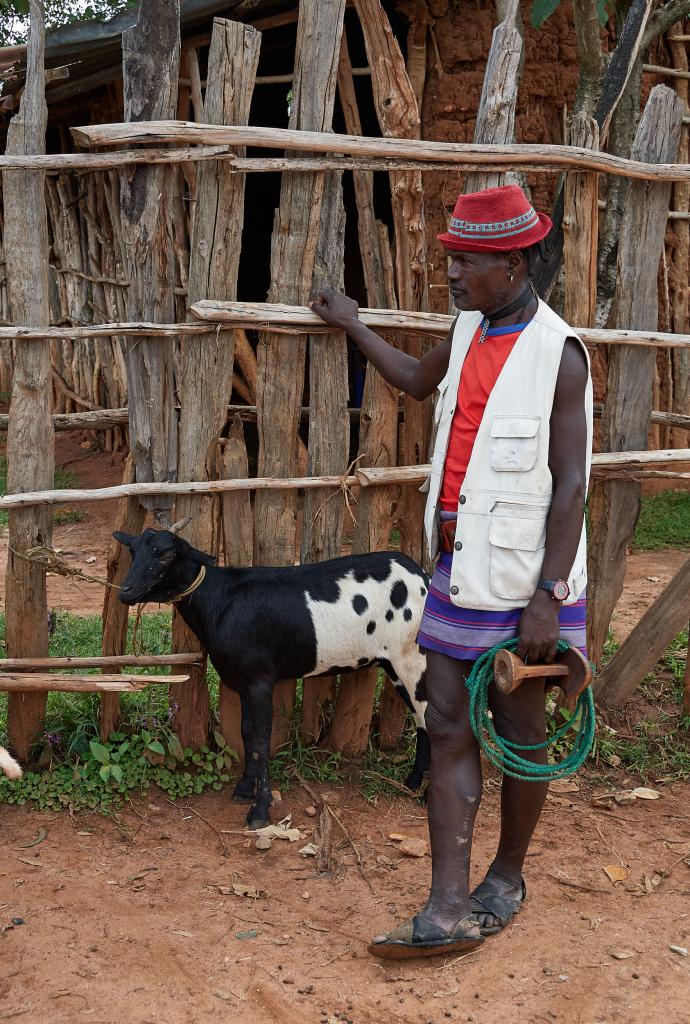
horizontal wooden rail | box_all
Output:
[643,63,690,81]
[0,449,687,509]
[192,301,690,350]
[1,402,686,434]
[0,673,190,693]
[0,654,203,671]
[70,121,690,181]
[2,305,688,349]
[0,151,626,176]
[593,403,690,430]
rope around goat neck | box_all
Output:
[465,639,596,781]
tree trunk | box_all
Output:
[587,86,684,665]
[119,0,180,523]
[2,0,53,760]
[171,18,261,750]
[252,0,346,750]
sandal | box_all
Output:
[367,913,484,960]
[470,875,527,936]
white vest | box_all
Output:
[423,299,593,611]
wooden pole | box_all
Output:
[253,0,346,751]
[171,18,261,750]
[0,674,189,693]
[100,456,146,741]
[593,557,690,706]
[2,1,54,760]
[299,159,348,747]
[464,0,522,193]
[564,113,600,328]
[669,24,689,450]
[119,0,180,525]
[587,86,685,666]
[354,0,428,565]
[217,414,253,758]
[70,122,690,182]
[0,654,202,671]
[334,30,400,752]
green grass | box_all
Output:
[631,490,690,552]
[0,456,85,527]
[593,627,690,781]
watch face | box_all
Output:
[552,580,569,601]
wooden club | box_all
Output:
[493,645,592,700]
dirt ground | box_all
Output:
[1,435,689,1023]
[1,774,689,1024]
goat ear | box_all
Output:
[188,548,218,567]
[172,535,217,567]
[113,530,137,549]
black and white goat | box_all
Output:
[0,746,22,780]
[114,523,429,828]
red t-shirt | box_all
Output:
[439,322,528,513]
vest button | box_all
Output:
[454,541,462,551]
[450,585,459,596]
[459,495,466,505]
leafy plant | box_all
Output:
[531,0,609,29]
[0,1,137,46]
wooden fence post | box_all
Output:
[171,18,261,750]
[299,178,348,745]
[563,113,599,328]
[587,85,685,665]
[253,0,346,752]
[464,0,522,193]
[321,31,402,753]
[100,456,146,740]
[669,22,689,449]
[217,414,253,757]
[119,0,180,526]
[2,0,53,760]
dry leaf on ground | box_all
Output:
[609,948,635,960]
[630,787,661,800]
[603,864,630,884]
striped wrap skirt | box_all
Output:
[417,517,588,662]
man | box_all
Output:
[311,184,592,959]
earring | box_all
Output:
[509,273,514,281]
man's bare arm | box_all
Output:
[310,287,452,400]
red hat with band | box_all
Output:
[437,184,552,253]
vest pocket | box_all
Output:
[490,415,540,472]
[489,510,547,602]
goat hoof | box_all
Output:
[247,817,270,830]
[403,773,422,793]
[232,792,255,804]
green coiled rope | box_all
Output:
[465,638,596,781]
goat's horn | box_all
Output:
[168,516,192,535]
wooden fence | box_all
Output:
[1,0,689,762]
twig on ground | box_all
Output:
[327,804,374,893]
[549,873,610,894]
[365,769,422,797]
[165,797,229,857]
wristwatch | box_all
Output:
[537,578,570,602]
